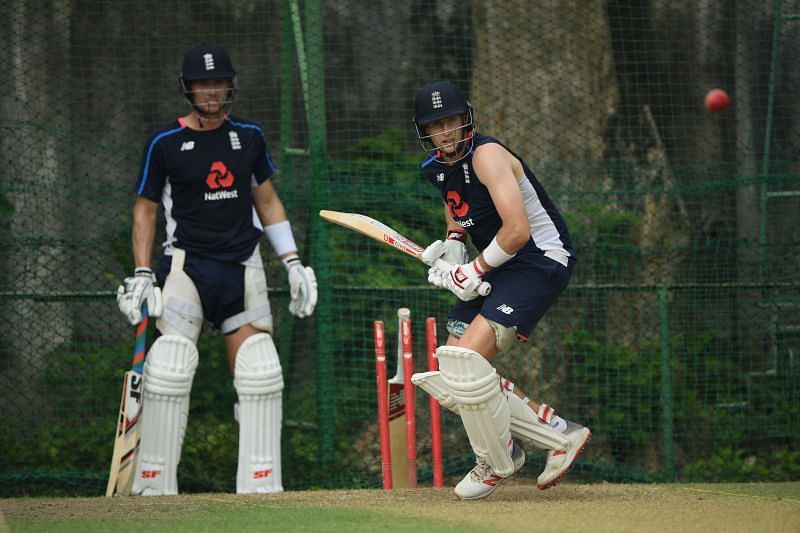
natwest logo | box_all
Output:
[206,161,235,189]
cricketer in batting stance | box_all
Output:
[115,43,317,495]
[409,81,591,500]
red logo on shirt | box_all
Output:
[446,190,470,218]
[206,161,235,189]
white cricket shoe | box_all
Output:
[454,442,526,501]
[537,420,591,490]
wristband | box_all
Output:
[263,220,298,257]
[459,258,485,280]
[482,236,516,268]
[446,227,467,243]
[281,254,302,271]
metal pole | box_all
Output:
[658,287,675,481]
[758,0,783,281]
[301,0,334,485]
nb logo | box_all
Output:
[436,173,445,182]
[496,304,514,315]
[180,141,195,151]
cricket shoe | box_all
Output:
[454,442,526,501]
[537,420,591,490]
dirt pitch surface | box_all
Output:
[1,481,799,532]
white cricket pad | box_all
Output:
[132,335,198,496]
[506,393,568,451]
[413,370,568,451]
[435,346,514,477]
[411,371,459,413]
[233,333,284,494]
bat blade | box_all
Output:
[106,370,144,496]
[319,209,491,295]
[319,210,425,259]
[106,307,148,497]
[388,308,410,488]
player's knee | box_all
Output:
[487,319,516,352]
[233,333,283,396]
[143,335,199,395]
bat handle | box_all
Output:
[477,281,492,296]
[432,258,492,296]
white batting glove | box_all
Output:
[421,240,450,289]
[444,260,486,301]
[423,229,469,290]
[116,267,163,325]
[442,228,468,265]
[284,256,318,318]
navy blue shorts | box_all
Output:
[449,253,573,341]
[155,254,246,332]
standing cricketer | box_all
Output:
[115,43,317,495]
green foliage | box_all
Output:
[562,203,640,279]
[565,328,660,462]
[681,448,800,482]
[0,340,132,497]
[0,192,13,219]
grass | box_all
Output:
[2,481,799,533]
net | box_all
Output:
[1,0,798,496]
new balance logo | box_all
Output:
[180,141,195,151]
[431,91,442,109]
[436,172,445,182]
[496,304,514,315]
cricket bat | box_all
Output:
[105,304,148,497]
[319,209,491,295]
[388,307,410,488]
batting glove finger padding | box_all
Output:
[427,265,448,288]
[421,240,446,267]
[441,236,468,265]
[286,262,318,318]
[116,268,163,325]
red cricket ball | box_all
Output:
[705,88,729,113]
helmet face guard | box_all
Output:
[414,108,474,163]
[413,81,475,163]
[179,77,238,117]
[178,43,238,120]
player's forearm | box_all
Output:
[132,199,157,268]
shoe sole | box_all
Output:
[454,448,526,501]
[537,428,591,490]
[453,484,500,501]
